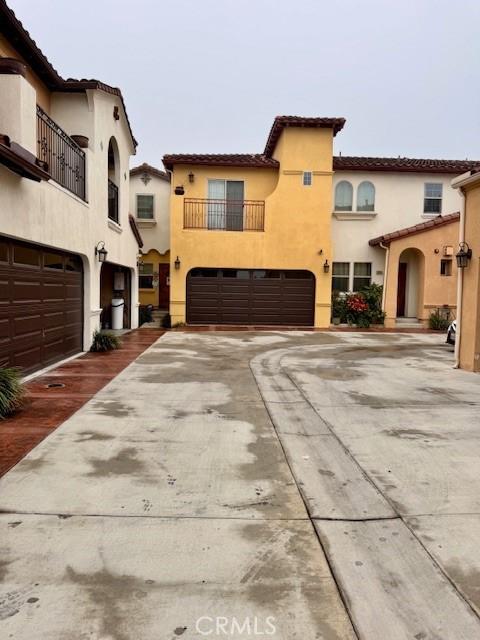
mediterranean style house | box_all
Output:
[129,163,171,308]
[451,169,480,372]
[0,0,141,374]
[163,115,477,328]
[164,116,346,328]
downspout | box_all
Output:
[379,242,389,312]
[454,188,466,368]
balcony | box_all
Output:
[184,198,265,231]
[36,105,86,200]
[108,179,119,223]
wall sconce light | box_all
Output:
[456,242,472,269]
[137,253,144,268]
[318,249,323,255]
[95,241,108,263]
[113,106,120,121]
[188,172,195,183]
[174,256,181,270]
[323,260,330,273]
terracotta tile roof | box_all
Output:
[163,153,279,171]
[0,1,137,148]
[264,116,346,156]
[130,162,170,181]
[369,212,460,247]
[334,156,480,174]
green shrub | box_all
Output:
[90,330,121,352]
[0,367,24,418]
[331,284,385,327]
[429,310,450,331]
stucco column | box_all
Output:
[384,247,399,328]
[460,258,480,371]
[0,61,37,154]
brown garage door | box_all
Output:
[0,236,83,374]
[187,268,315,325]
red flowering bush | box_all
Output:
[346,295,368,313]
[331,285,385,328]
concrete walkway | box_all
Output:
[1,331,480,638]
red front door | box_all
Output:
[158,263,170,309]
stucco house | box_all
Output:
[332,157,476,295]
[451,169,480,372]
[129,163,171,308]
[369,213,459,328]
[164,116,346,328]
[0,1,141,374]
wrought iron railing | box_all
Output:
[184,199,265,231]
[36,105,86,200]
[108,179,119,223]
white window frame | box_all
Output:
[423,183,443,215]
[207,179,245,230]
[332,262,350,292]
[353,262,372,291]
[334,181,353,212]
[136,193,155,220]
[303,171,313,186]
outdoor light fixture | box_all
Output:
[456,242,472,269]
[323,260,330,273]
[188,172,195,183]
[174,256,181,270]
[137,253,144,268]
[95,241,108,263]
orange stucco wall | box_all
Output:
[383,220,459,327]
[0,34,51,111]
[459,183,480,372]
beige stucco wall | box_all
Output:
[383,221,459,327]
[459,183,480,372]
[129,172,171,254]
[169,127,335,327]
[0,72,139,348]
[332,170,463,290]
[0,35,51,112]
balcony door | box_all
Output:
[208,180,244,230]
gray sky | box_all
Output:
[10,0,480,166]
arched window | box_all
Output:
[357,181,375,212]
[107,137,120,224]
[334,181,353,211]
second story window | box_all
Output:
[137,194,154,219]
[207,179,245,230]
[335,181,353,211]
[303,171,312,186]
[424,183,442,214]
[357,181,375,212]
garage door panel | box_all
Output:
[1,236,83,374]
[187,269,314,326]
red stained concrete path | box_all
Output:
[0,329,164,478]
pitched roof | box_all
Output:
[264,116,346,157]
[334,156,479,174]
[369,212,460,247]
[130,162,170,181]
[0,0,137,148]
[163,153,279,171]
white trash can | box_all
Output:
[111,298,124,330]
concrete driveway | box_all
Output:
[1,331,480,639]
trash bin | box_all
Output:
[111,297,124,330]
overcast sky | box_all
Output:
[10,0,480,166]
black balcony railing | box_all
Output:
[184,199,265,231]
[108,179,119,223]
[36,105,86,200]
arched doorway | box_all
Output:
[397,248,424,318]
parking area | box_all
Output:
[1,331,479,638]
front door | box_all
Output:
[397,262,407,316]
[158,263,170,309]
